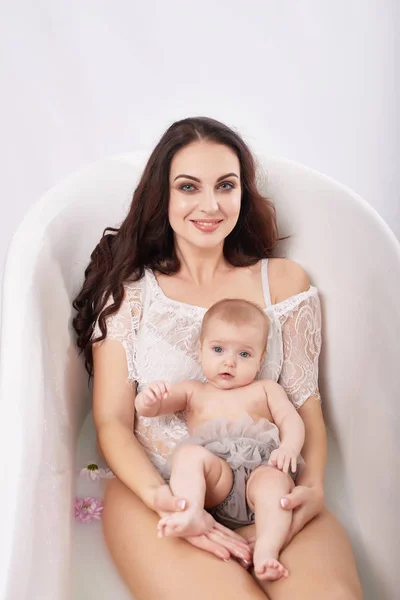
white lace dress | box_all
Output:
[93,259,322,476]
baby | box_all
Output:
[135,298,305,581]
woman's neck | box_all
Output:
[175,240,231,286]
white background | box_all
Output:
[1,0,398,290]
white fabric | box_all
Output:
[93,262,321,473]
[0,152,399,600]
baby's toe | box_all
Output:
[163,517,186,537]
[254,563,266,576]
[157,523,166,538]
[157,516,169,528]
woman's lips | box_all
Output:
[191,219,223,233]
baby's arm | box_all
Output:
[135,380,194,417]
[263,381,305,473]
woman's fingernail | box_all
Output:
[281,498,289,507]
[177,499,186,510]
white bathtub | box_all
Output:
[0,154,399,599]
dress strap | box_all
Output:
[261,258,272,307]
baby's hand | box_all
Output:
[268,444,298,475]
[135,381,170,416]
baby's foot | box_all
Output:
[157,507,214,538]
[255,558,288,581]
[253,539,289,581]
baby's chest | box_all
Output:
[192,389,271,423]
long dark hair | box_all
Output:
[72,116,280,377]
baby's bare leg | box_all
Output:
[158,444,233,538]
[246,465,294,581]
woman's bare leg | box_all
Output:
[158,444,233,537]
[237,509,363,600]
[246,466,294,581]
[102,477,268,600]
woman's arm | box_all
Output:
[269,259,325,538]
[296,393,327,488]
[270,259,324,481]
[279,393,326,543]
[93,339,167,509]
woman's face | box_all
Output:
[168,141,242,251]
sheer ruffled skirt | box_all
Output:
[163,414,281,478]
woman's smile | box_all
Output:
[190,219,223,233]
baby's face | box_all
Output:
[199,319,266,390]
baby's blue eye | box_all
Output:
[239,351,250,358]
[213,346,223,353]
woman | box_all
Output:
[73,117,362,599]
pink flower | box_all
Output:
[75,496,103,523]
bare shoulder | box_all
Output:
[268,258,310,304]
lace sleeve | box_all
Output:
[92,281,143,384]
[276,289,322,409]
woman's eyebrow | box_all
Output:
[173,172,239,182]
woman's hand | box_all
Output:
[280,483,324,546]
[152,482,188,516]
[184,521,252,567]
[152,484,252,567]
